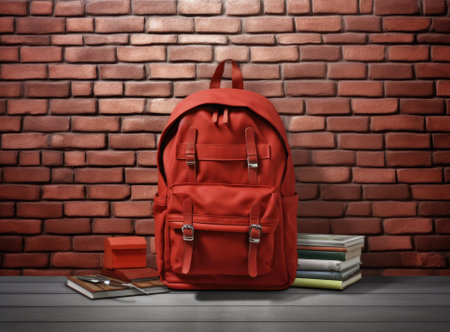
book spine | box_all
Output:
[297,250,346,261]
[291,278,343,290]
[296,270,343,280]
[298,259,340,271]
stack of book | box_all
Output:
[292,233,364,290]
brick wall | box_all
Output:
[0,0,449,276]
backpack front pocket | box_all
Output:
[166,184,280,277]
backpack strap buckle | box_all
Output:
[248,224,262,243]
[245,127,258,184]
[181,224,195,241]
[247,155,258,169]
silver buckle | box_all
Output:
[249,224,262,243]
[181,224,194,241]
[247,156,258,169]
[186,159,196,166]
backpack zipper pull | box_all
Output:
[223,107,229,124]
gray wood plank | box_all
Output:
[1,293,450,306]
[0,306,449,322]
[1,322,450,332]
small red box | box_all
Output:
[104,236,147,269]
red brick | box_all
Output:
[0,236,22,252]
[17,202,63,218]
[373,201,416,217]
[353,168,395,183]
[0,17,14,32]
[287,116,325,132]
[292,150,310,165]
[0,82,21,97]
[372,115,423,131]
[87,185,130,199]
[286,81,335,96]
[437,80,450,96]
[122,116,169,132]
[0,117,20,132]
[19,151,40,166]
[133,0,176,14]
[433,152,450,165]
[362,252,403,267]
[327,62,366,79]
[338,81,383,97]
[321,184,361,200]
[397,168,442,183]
[298,218,330,234]
[0,204,15,216]
[64,152,85,167]
[313,0,357,13]
[363,184,410,200]
[245,17,293,33]
[422,0,446,15]
[288,132,336,148]
[178,0,222,14]
[168,46,212,62]
[195,18,241,34]
[431,18,450,33]
[0,151,17,165]
[72,82,91,96]
[178,34,227,45]
[0,0,27,15]
[2,133,48,149]
[374,0,418,14]
[400,99,444,115]
[52,168,74,183]
[227,0,260,15]
[52,252,102,268]
[149,63,195,79]
[96,17,144,33]
[245,81,284,97]
[368,235,412,251]
[16,17,65,34]
[54,0,84,15]
[1,64,47,80]
[125,82,171,97]
[85,34,129,46]
[118,46,165,62]
[25,82,69,98]
[415,235,450,251]
[2,34,50,45]
[417,33,450,44]
[66,47,116,63]
[386,133,430,149]
[174,81,209,97]
[125,168,158,184]
[347,202,371,216]
[113,201,152,217]
[298,201,345,217]
[331,218,380,234]
[94,82,123,96]
[370,33,414,44]
[86,0,129,14]
[25,235,71,252]
[296,184,319,199]
[296,16,342,32]
[264,0,284,13]
[432,46,450,62]
[323,33,366,44]
[42,151,63,167]
[327,117,369,132]
[412,185,450,200]
[73,235,107,251]
[270,98,304,115]
[215,46,249,62]
[98,99,145,114]
[388,45,429,62]
[41,185,84,200]
[66,18,93,32]
[287,0,310,14]
[416,63,450,79]
[301,46,340,61]
[339,134,383,150]
[278,33,321,45]
[99,64,145,80]
[52,35,84,46]
[0,219,41,234]
[4,253,49,268]
[3,167,50,183]
[85,151,134,166]
[370,64,413,80]
[137,151,157,166]
[384,218,432,235]
[295,167,350,183]
[384,17,430,32]
[388,81,434,98]
[132,185,157,200]
[49,64,96,79]
[135,219,155,235]
[434,134,450,149]
[72,117,119,132]
[387,151,431,167]
[44,218,90,234]
[65,201,109,217]
[75,168,122,184]
[343,46,385,61]
[50,99,96,115]
[51,134,105,149]
[239,64,280,80]
[148,17,193,32]
[0,47,18,62]
[23,116,69,132]
[435,219,450,234]
[92,218,133,234]
[0,185,39,201]
[344,16,380,32]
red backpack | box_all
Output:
[154,60,298,290]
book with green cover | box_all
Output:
[291,273,362,290]
[297,233,364,248]
[297,247,361,261]
[296,264,360,280]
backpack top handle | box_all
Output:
[210,59,244,90]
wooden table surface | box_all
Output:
[0,276,449,332]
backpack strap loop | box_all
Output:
[210,59,244,90]
[185,127,197,183]
[181,199,194,274]
[248,204,261,278]
[245,127,258,185]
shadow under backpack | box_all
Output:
[154,60,298,290]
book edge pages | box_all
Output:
[297,234,365,247]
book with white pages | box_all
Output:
[298,256,361,272]
[297,233,364,248]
